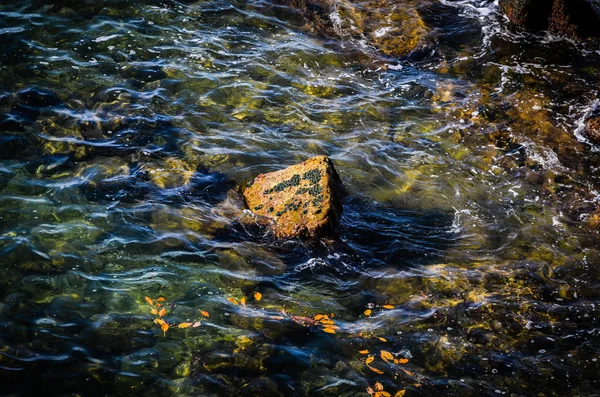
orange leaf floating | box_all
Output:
[200,310,210,317]
[374,381,384,391]
[253,292,262,301]
[145,296,154,306]
[151,309,158,315]
[366,356,374,364]
[394,391,406,397]
[158,308,167,317]
[322,327,336,334]
[398,358,409,364]
[240,297,247,305]
[157,297,166,302]
[381,350,394,361]
[374,392,391,397]
[161,322,169,336]
[192,321,202,328]
[178,322,192,329]
[227,297,239,305]
[368,365,384,374]
[378,337,388,343]
[382,305,394,309]
[364,309,372,316]
[359,350,369,355]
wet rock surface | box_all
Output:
[499,0,600,39]
[242,156,343,238]
[585,116,600,144]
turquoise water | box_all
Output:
[1,0,600,395]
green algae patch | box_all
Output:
[242,156,344,238]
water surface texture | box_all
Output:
[1,0,600,396]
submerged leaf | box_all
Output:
[398,358,409,364]
[364,309,372,316]
[366,356,374,364]
[314,314,325,321]
[145,296,154,306]
[151,309,158,315]
[322,327,336,334]
[157,297,166,302]
[374,392,391,397]
[227,297,239,305]
[158,308,167,317]
[381,350,394,361]
[368,365,384,374]
[359,350,369,355]
[254,292,262,301]
[200,310,210,317]
[366,387,375,395]
[382,305,394,309]
[374,381,384,391]
[192,321,202,328]
[378,337,388,342]
[178,322,192,329]
[161,322,169,336]
[154,318,165,325]
[394,391,406,397]
[240,297,247,305]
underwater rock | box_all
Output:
[499,0,600,39]
[143,157,196,189]
[278,0,429,57]
[242,156,343,238]
[585,116,600,144]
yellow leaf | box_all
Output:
[145,296,153,306]
[374,392,391,397]
[322,327,336,334]
[227,297,239,305]
[398,358,409,364]
[366,356,374,364]
[156,297,166,302]
[368,365,384,374]
[178,322,192,329]
[158,308,166,317]
[240,297,247,305]
[394,391,406,397]
[192,321,201,328]
[378,337,388,342]
[161,322,169,336]
[374,381,384,391]
[200,310,210,317]
[253,292,262,301]
[320,319,335,325]
[364,309,372,316]
[382,305,394,309]
[314,314,325,321]
[154,318,165,325]
[359,350,369,355]
[151,309,158,315]
[381,350,394,361]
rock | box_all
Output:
[276,0,429,57]
[499,0,600,39]
[585,116,600,144]
[242,156,343,238]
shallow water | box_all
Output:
[1,0,600,396]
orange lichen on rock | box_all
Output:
[242,156,344,238]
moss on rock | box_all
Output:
[242,156,344,238]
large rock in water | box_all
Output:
[242,156,343,238]
[499,0,600,40]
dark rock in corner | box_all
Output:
[242,156,343,238]
[500,0,600,40]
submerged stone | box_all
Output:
[242,156,343,238]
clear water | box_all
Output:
[1,0,600,395]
